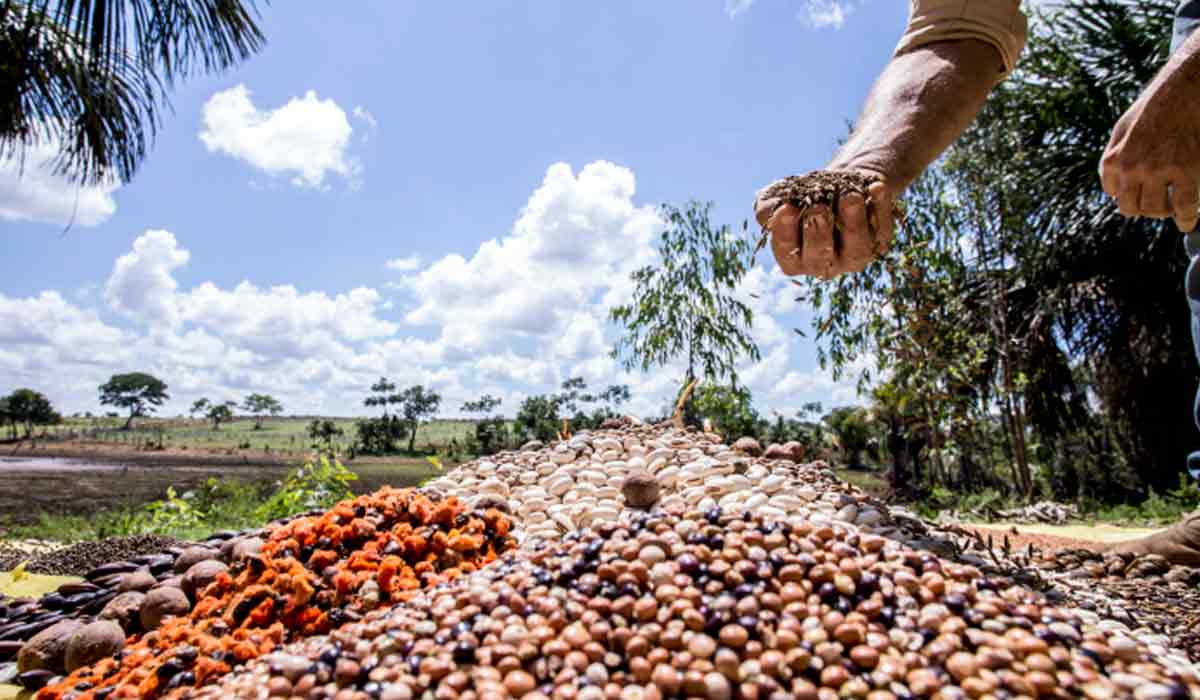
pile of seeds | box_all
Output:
[199,508,1200,700]
[36,488,514,699]
[21,535,184,577]
[421,428,891,546]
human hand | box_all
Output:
[1100,75,1200,233]
[754,169,897,279]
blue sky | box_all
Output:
[0,0,910,418]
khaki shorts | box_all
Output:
[895,0,1028,79]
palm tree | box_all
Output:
[1,0,266,185]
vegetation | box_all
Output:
[461,394,509,455]
[515,377,631,443]
[610,201,759,423]
[1,0,266,185]
[4,454,360,542]
[98,372,168,429]
[397,385,441,453]
[242,393,283,429]
[0,388,60,439]
[786,0,1191,505]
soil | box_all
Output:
[754,170,897,260]
[0,441,437,527]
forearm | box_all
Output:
[830,39,1003,191]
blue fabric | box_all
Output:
[1179,3,1200,467]
[1175,0,1200,53]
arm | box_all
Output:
[1100,29,1200,233]
[757,1,1025,278]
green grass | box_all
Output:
[31,416,480,456]
[833,467,890,500]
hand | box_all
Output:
[1100,72,1200,233]
[754,169,896,279]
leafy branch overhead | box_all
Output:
[1,0,267,184]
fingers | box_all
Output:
[802,205,836,279]
[836,192,875,273]
[766,203,803,276]
[1173,178,1200,233]
[1117,179,1142,217]
[867,180,895,254]
[1138,177,1171,219]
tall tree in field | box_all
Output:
[99,372,168,429]
[207,400,237,430]
[3,388,59,438]
[610,201,760,418]
[1,0,266,185]
[242,393,283,429]
[189,398,211,420]
[364,377,398,416]
[398,385,441,453]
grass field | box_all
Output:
[28,416,480,457]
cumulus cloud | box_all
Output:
[402,161,660,351]
[105,229,190,325]
[385,255,422,272]
[3,162,865,418]
[0,142,119,227]
[199,84,361,189]
[802,0,857,29]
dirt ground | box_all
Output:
[964,522,1163,552]
[0,441,442,526]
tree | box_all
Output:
[99,372,168,429]
[461,394,502,415]
[0,396,14,440]
[462,394,507,455]
[610,201,760,424]
[693,384,759,440]
[242,393,282,429]
[206,400,237,430]
[516,394,565,443]
[364,377,398,415]
[1,0,266,186]
[3,388,59,438]
[824,407,874,470]
[397,385,441,453]
[308,419,343,454]
[189,398,211,420]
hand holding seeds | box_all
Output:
[754,169,898,279]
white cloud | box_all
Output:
[352,106,379,135]
[725,0,754,18]
[802,0,856,29]
[402,161,660,351]
[0,142,119,227]
[199,84,361,189]
[105,229,190,326]
[3,162,864,420]
[385,255,422,272]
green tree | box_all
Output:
[824,407,874,470]
[397,385,441,453]
[189,398,211,420]
[207,400,237,430]
[3,388,59,438]
[242,393,282,429]
[693,384,759,440]
[99,372,168,429]
[0,396,12,440]
[307,419,343,454]
[516,394,565,443]
[610,201,760,423]
[364,377,398,416]
[1,0,266,186]
[462,394,508,455]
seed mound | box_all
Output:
[197,509,1200,700]
[39,488,514,699]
